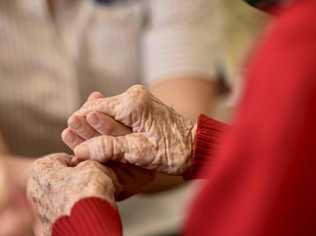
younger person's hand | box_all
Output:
[0,157,36,236]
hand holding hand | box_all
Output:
[62,92,155,200]
[70,85,196,175]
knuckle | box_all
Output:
[89,91,103,99]
[127,85,146,100]
[92,137,107,162]
[125,85,150,111]
[128,84,145,93]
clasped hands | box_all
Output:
[28,85,196,235]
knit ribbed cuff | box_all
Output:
[184,114,227,180]
[52,197,122,236]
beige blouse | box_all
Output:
[0,0,219,157]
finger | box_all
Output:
[61,128,85,150]
[67,92,104,130]
[68,115,99,140]
[75,85,147,128]
[70,156,82,166]
[86,112,131,136]
[74,133,154,167]
[87,91,104,101]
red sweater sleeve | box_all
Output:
[184,115,227,179]
[52,197,122,236]
[186,1,316,235]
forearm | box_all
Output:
[6,156,34,189]
[144,76,218,192]
[149,76,217,121]
[0,130,35,190]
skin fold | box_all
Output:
[68,85,197,175]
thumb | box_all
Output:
[87,91,105,101]
[74,133,155,167]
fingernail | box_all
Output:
[68,116,81,129]
[63,130,75,143]
[74,144,89,158]
[88,113,99,126]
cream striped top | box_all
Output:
[0,0,220,157]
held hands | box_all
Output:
[68,85,196,175]
[62,91,155,200]
[28,85,195,235]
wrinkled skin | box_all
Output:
[70,85,197,175]
[28,153,120,236]
[62,92,156,200]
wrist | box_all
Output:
[184,114,227,179]
[191,122,198,147]
[63,176,118,217]
[180,120,198,175]
[57,192,117,223]
[189,121,198,166]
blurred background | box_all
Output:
[0,0,268,235]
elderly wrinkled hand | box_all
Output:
[62,92,131,151]
[27,153,120,236]
[61,92,155,200]
[70,85,196,175]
